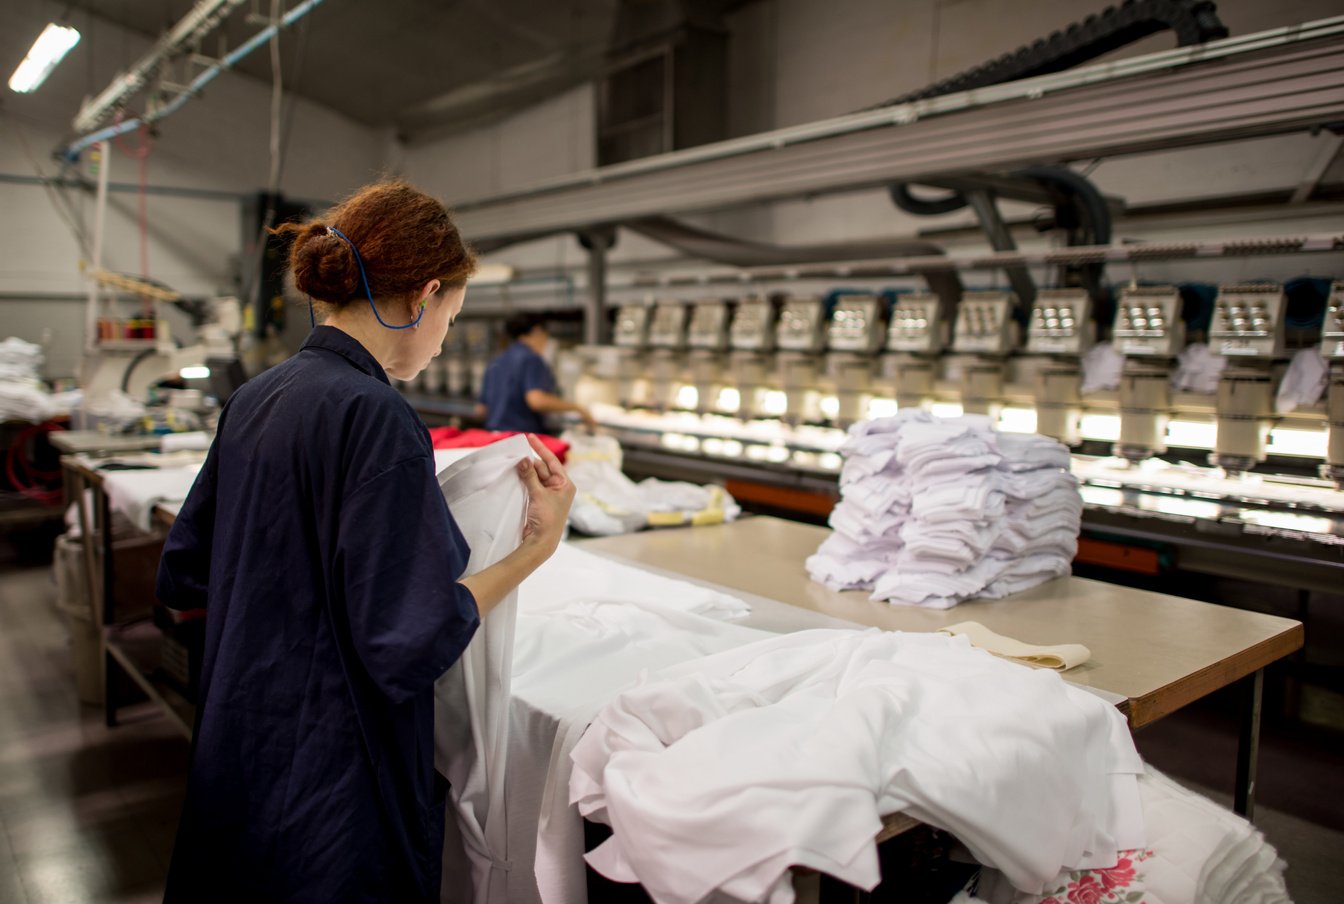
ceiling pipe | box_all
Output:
[73,0,248,133]
[62,0,328,160]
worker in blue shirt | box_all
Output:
[156,181,575,903]
[476,312,596,434]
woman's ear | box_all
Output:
[419,279,442,303]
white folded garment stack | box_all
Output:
[571,629,1145,904]
[806,410,1082,608]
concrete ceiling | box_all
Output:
[70,0,622,139]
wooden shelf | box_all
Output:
[105,618,195,740]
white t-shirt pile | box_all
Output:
[0,337,60,422]
[806,410,1081,608]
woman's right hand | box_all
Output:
[517,433,576,554]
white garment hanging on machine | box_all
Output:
[434,435,532,904]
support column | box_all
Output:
[578,227,617,346]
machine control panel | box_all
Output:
[775,296,828,353]
[1026,288,1093,356]
[647,302,689,350]
[825,294,885,354]
[1210,283,1287,359]
[687,301,731,351]
[1324,281,1344,360]
[1114,286,1183,358]
[613,304,651,349]
[951,292,1016,355]
[885,293,945,354]
[729,297,776,352]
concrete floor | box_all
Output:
[1,548,1342,903]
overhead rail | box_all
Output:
[619,233,1344,288]
[453,17,1344,242]
[62,0,328,159]
[73,0,248,133]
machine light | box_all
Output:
[1079,414,1121,442]
[762,391,788,417]
[1266,428,1328,459]
[819,395,840,420]
[996,407,1038,434]
[866,397,898,420]
[929,402,964,419]
[179,365,211,380]
[675,385,699,410]
[1165,420,1217,450]
[8,24,80,93]
[716,387,741,413]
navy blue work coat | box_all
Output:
[477,340,556,435]
[157,326,480,902]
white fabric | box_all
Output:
[1275,346,1329,414]
[434,435,531,904]
[561,431,741,535]
[160,431,212,452]
[571,628,1144,903]
[0,337,43,382]
[99,464,204,530]
[1080,341,1123,394]
[808,411,1081,608]
[488,545,764,904]
[970,765,1290,904]
[938,621,1091,670]
[1171,343,1228,394]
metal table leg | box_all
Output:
[1233,668,1263,820]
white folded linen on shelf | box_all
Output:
[434,436,531,904]
[969,765,1290,904]
[807,411,1081,608]
[0,337,44,382]
[98,464,204,530]
[571,628,1145,903]
[0,380,56,422]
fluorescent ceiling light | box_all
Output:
[8,24,80,94]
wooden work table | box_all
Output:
[577,516,1304,818]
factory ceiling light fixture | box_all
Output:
[7,23,81,94]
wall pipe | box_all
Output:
[61,0,328,161]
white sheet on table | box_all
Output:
[434,435,530,904]
[494,544,764,904]
[571,629,1144,904]
[99,464,203,530]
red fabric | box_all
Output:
[427,426,569,462]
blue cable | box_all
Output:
[327,226,425,330]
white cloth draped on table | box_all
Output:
[500,544,763,904]
[570,629,1145,904]
[99,463,204,530]
[434,436,531,904]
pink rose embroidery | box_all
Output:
[1065,875,1105,904]
[1039,897,1062,904]
[1098,857,1137,891]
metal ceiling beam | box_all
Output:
[73,0,248,133]
[453,19,1344,243]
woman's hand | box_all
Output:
[517,433,575,553]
